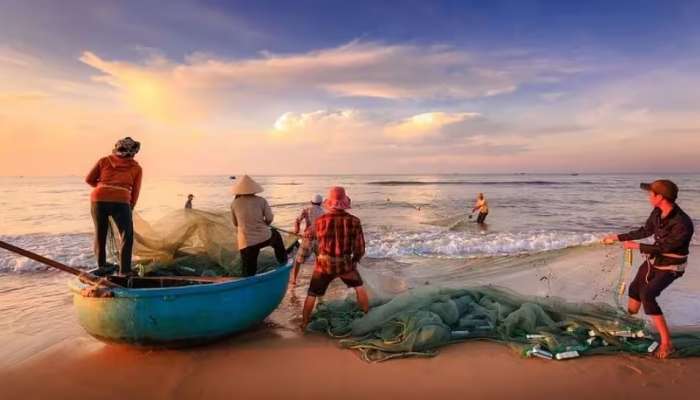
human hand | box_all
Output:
[623,241,640,250]
[601,234,618,244]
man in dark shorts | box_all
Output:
[301,186,369,329]
[603,179,694,358]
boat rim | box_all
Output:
[68,262,292,298]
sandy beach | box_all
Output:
[2,244,699,400]
[2,328,700,400]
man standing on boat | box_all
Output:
[231,175,288,277]
[301,186,369,329]
[472,192,489,224]
[603,179,694,359]
[85,137,142,276]
[291,194,324,285]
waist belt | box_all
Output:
[652,253,688,272]
[317,254,352,264]
[654,263,687,272]
[97,183,131,192]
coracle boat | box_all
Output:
[68,262,292,346]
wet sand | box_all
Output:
[2,331,699,400]
[1,245,698,399]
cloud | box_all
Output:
[385,112,480,139]
[273,109,364,132]
[0,91,50,104]
[0,46,38,68]
[79,41,583,123]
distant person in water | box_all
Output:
[301,186,369,329]
[85,137,142,276]
[291,194,324,285]
[602,179,694,359]
[472,193,489,224]
[184,194,194,209]
[231,175,287,277]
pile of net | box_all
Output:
[109,209,295,277]
[307,285,700,362]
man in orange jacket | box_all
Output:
[86,137,143,275]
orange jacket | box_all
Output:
[86,155,143,207]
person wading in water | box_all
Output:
[85,137,143,276]
[472,192,489,224]
[603,179,694,358]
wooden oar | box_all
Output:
[0,240,122,288]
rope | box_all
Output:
[613,248,633,311]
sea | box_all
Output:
[1,174,699,365]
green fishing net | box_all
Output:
[308,285,700,362]
[109,209,295,277]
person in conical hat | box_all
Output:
[291,193,324,285]
[231,175,287,277]
[231,174,264,195]
[301,186,369,329]
[85,137,143,276]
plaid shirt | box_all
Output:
[313,210,365,274]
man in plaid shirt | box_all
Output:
[301,186,369,329]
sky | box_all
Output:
[1,0,699,176]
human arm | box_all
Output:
[638,221,693,256]
[617,212,656,242]
[231,203,238,227]
[130,167,142,209]
[263,199,274,225]
[85,159,102,187]
[352,220,366,263]
[294,210,306,234]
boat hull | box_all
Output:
[68,263,292,346]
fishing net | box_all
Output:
[308,284,700,362]
[109,209,295,277]
[306,241,700,362]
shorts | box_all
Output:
[295,238,318,264]
[308,269,363,297]
[628,260,683,315]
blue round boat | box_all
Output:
[68,263,292,346]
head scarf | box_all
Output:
[113,137,141,158]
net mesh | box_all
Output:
[308,284,700,362]
[110,209,295,277]
[114,210,700,361]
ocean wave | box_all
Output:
[366,229,601,258]
[0,233,95,273]
[367,180,594,186]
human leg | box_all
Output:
[354,286,369,313]
[239,245,262,277]
[302,269,334,328]
[109,202,134,275]
[90,202,110,268]
[627,261,650,314]
[269,229,288,265]
[339,270,368,313]
[301,295,317,329]
[292,238,313,284]
[639,268,682,358]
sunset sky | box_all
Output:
[1,0,699,176]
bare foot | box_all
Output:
[654,344,675,359]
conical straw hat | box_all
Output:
[231,175,264,195]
